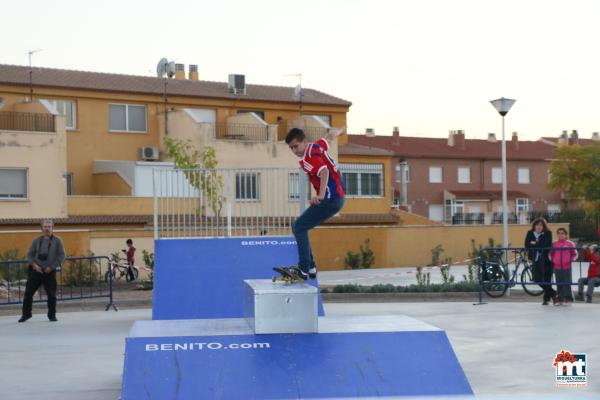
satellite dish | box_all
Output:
[293,84,303,99]
[156,57,168,77]
[166,61,176,78]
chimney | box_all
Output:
[558,130,568,145]
[228,74,246,94]
[487,132,497,143]
[512,131,519,150]
[455,129,465,149]
[365,128,375,137]
[175,63,185,80]
[569,129,579,145]
[448,130,455,146]
[448,129,465,149]
[188,64,198,81]
[592,132,600,141]
[392,127,400,145]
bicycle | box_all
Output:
[478,248,544,298]
[105,252,139,282]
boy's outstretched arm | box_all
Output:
[324,127,346,143]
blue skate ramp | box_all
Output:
[122,316,473,399]
[153,237,325,320]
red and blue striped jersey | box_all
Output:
[299,139,345,199]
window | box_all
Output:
[340,163,383,197]
[66,173,74,195]
[445,200,464,222]
[0,168,27,199]
[236,172,260,201]
[237,110,265,121]
[491,167,502,184]
[458,167,470,184]
[428,205,444,222]
[518,168,530,184]
[516,198,529,213]
[429,166,442,183]
[41,99,77,129]
[312,115,331,127]
[548,204,561,214]
[109,104,147,132]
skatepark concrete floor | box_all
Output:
[1,302,598,400]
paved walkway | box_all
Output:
[1,301,598,400]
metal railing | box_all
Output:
[153,167,309,239]
[474,246,587,304]
[0,111,55,132]
[215,123,269,141]
[301,126,329,142]
[0,256,116,310]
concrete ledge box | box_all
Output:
[244,279,318,334]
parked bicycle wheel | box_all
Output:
[479,259,508,297]
[104,268,114,283]
[520,264,543,296]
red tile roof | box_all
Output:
[540,137,600,146]
[0,64,352,107]
[0,215,152,226]
[338,143,395,156]
[448,190,530,199]
[348,134,556,161]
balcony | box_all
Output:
[0,111,55,132]
[215,123,270,141]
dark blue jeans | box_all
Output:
[292,197,345,273]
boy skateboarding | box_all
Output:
[284,127,346,280]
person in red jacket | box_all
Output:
[124,239,136,281]
[578,244,600,303]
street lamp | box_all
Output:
[490,97,516,249]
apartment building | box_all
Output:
[348,129,570,224]
[0,63,351,221]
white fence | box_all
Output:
[153,168,309,239]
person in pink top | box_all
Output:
[549,228,578,305]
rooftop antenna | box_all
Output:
[285,73,303,115]
[156,57,176,136]
[28,49,42,102]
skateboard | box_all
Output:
[272,266,305,284]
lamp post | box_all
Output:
[490,97,516,249]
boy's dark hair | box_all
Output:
[126,239,133,245]
[531,218,549,232]
[285,128,306,144]
[557,227,568,236]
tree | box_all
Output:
[163,137,224,217]
[547,143,600,216]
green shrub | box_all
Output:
[329,281,479,294]
[344,251,361,270]
[139,250,155,290]
[360,239,375,269]
[0,249,27,282]
[60,257,100,287]
[344,239,375,269]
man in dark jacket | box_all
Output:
[524,218,556,305]
[19,219,66,322]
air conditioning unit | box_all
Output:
[140,147,159,161]
[228,74,246,95]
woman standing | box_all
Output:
[524,218,556,305]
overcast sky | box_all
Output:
[2,0,599,140]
